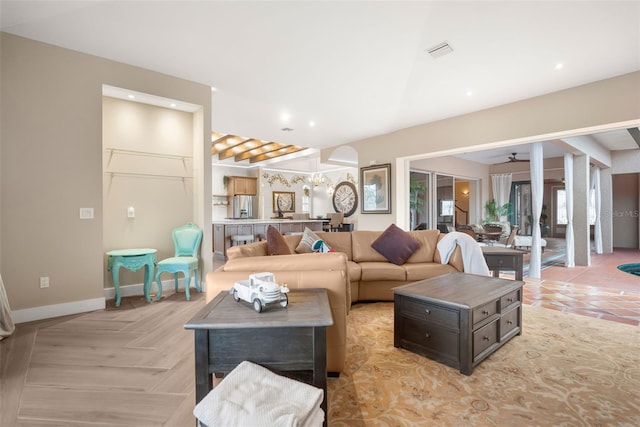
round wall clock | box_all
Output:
[332,181,358,217]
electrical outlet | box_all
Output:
[40,276,50,288]
[79,208,94,219]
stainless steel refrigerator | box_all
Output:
[233,195,256,219]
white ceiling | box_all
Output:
[2,1,639,170]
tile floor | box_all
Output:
[508,248,640,326]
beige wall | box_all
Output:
[0,33,212,319]
[102,97,195,287]
[343,71,640,230]
[611,174,640,249]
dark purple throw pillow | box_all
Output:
[371,223,421,265]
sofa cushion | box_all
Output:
[346,260,362,283]
[403,263,459,282]
[371,224,420,265]
[406,229,440,263]
[267,225,291,255]
[316,231,353,260]
[359,261,406,281]
[295,227,322,253]
[352,231,390,262]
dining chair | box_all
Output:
[329,212,344,232]
[322,213,333,232]
[155,223,203,301]
[492,226,520,248]
[456,225,477,240]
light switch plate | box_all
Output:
[79,208,94,219]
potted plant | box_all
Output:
[484,199,512,223]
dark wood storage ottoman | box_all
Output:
[393,273,524,375]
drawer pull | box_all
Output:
[482,310,489,315]
[424,309,431,315]
[507,320,513,325]
[507,298,513,303]
[483,336,490,341]
[425,332,430,338]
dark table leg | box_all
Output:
[194,330,212,404]
[515,255,523,281]
[312,326,328,427]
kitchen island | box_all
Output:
[213,219,324,259]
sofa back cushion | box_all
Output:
[227,241,268,259]
[351,231,389,262]
[316,231,353,260]
[406,229,440,263]
[371,224,421,265]
[226,234,302,260]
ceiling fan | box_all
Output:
[506,152,529,163]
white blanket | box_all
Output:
[194,361,324,427]
[437,232,491,277]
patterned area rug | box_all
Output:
[328,303,640,426]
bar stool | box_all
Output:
[230,234,254,246]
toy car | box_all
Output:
[230,272,289,313]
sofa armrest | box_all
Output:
[434,237,464,272]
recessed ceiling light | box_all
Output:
[309,121,315,127]
[127,94,135,99]
[555,63,564,70]
[170,103,177,108]
[281,113,290,122]
[466,90,473,97]
[211,87,218,92]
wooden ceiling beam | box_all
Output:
[249,146,307,163]
[235,142,282,161]
[217,138,255,159]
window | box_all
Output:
[440,200,454,216]
[556,188,596,225]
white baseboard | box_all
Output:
[12,278,205,324]
[102,278,204,300]
[12,298,106,324]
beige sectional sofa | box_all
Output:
[205,228,464,374]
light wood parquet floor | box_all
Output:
[1,292,207,427]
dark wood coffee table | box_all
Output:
[185,288,333,424]
[394,273,523,375]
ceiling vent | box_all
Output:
[426,42,453,59]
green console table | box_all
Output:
[106,248,157,307]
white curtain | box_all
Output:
[0,273,15,341]
[529,143,544,279]
[564,154,575,267]
[491,173,512,221]
[591,167,603,254]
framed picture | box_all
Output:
[273,191,295,213]
[360,163,391,213]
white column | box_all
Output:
[563,154,575,268]
[528,143,544,279]
[573,155,591,266]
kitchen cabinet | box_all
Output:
[229,176,257,195]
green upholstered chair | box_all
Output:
[155,223,202,301]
